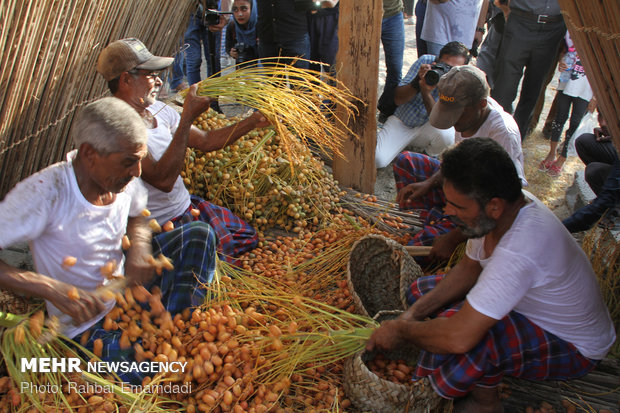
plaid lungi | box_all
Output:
[74,221,217,385]
[171,194,258,264]
[406,275,598,399]
[393,152,456,246]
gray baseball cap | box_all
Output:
[97,38,173,81]
[429,65,490,130]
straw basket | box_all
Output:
[343,311,443,413]
[346,234,422,317]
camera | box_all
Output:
[424,62,452,86]
[234,43,251,64]
[201,0,233,26]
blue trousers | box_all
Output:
[377,12,405,117]
[185,13,222,84]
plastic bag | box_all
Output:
[567,110,597,157]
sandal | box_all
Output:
[538,159,553,171]
[547,163,563,177]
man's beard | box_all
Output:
[451,211,497,238]
[143,87,159,106]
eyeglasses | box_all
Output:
[128,70,161,81]
[232,5,249,12]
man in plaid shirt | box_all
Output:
[375,41,470,168]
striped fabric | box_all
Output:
[393,54,438,128]
[172,194,258,264]
[393,152,456,246]
[406,275,598,399]
[75,221,217,384]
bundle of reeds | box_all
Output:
[0,310,170,412]
[581,227,620,358]
[180,58,361,162]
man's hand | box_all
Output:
[124,216,154,286]
[248,110,271,129]
[416,64,436,93]
[182,84,212,122]
[124,248,155,286]
[208,15,229,32]
[365,320,407,352]
[396,181,431,207]
[229,48,239,60]
[48,284,108,325]
[558,60,569,72]
[594,127,612,142]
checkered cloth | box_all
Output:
[406,275,599,399]
[74,221,217,384]
[172,194,258,264]
[393,54,438,128]
[393,152,456,246]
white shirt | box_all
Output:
[0,151,148,338]
[143,101,192,224]
[421,0,483,47]
[455,97,528,186]
[466,192,616,360]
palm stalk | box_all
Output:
[180,58,361,161]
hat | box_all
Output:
[96,38,174,81]
[429,65,490,130]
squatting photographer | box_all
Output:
[375,41,471,168]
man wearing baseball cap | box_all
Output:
[97,38,269,264]
[393,65,526,261]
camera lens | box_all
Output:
[424,70,441,86]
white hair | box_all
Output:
[73,97,147,154]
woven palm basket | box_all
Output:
[346,234,422,317]
[343,311,443,413]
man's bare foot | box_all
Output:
[453,386,504,413]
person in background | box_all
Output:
[574,112,619,195]
[538,32,593,177]
[563,113,620,233]
[490,0,566,141]
[182,0,233,112]
[375,41,470,168]
[415,0,428,56]
[377,0,406,124]
[226,0,258,67]
[404,0,415,24]
[420,0,486,56]
[368,138,615,413]
[475,0,509,89]
[307,1,340,75]
[563,160,620,233]
[256,0,311,69]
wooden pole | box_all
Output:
[333,0,382,194]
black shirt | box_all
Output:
[257,0,309,43]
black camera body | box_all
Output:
[201,0,233,26]
[234,43,250,64]
[424,62,452,86]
